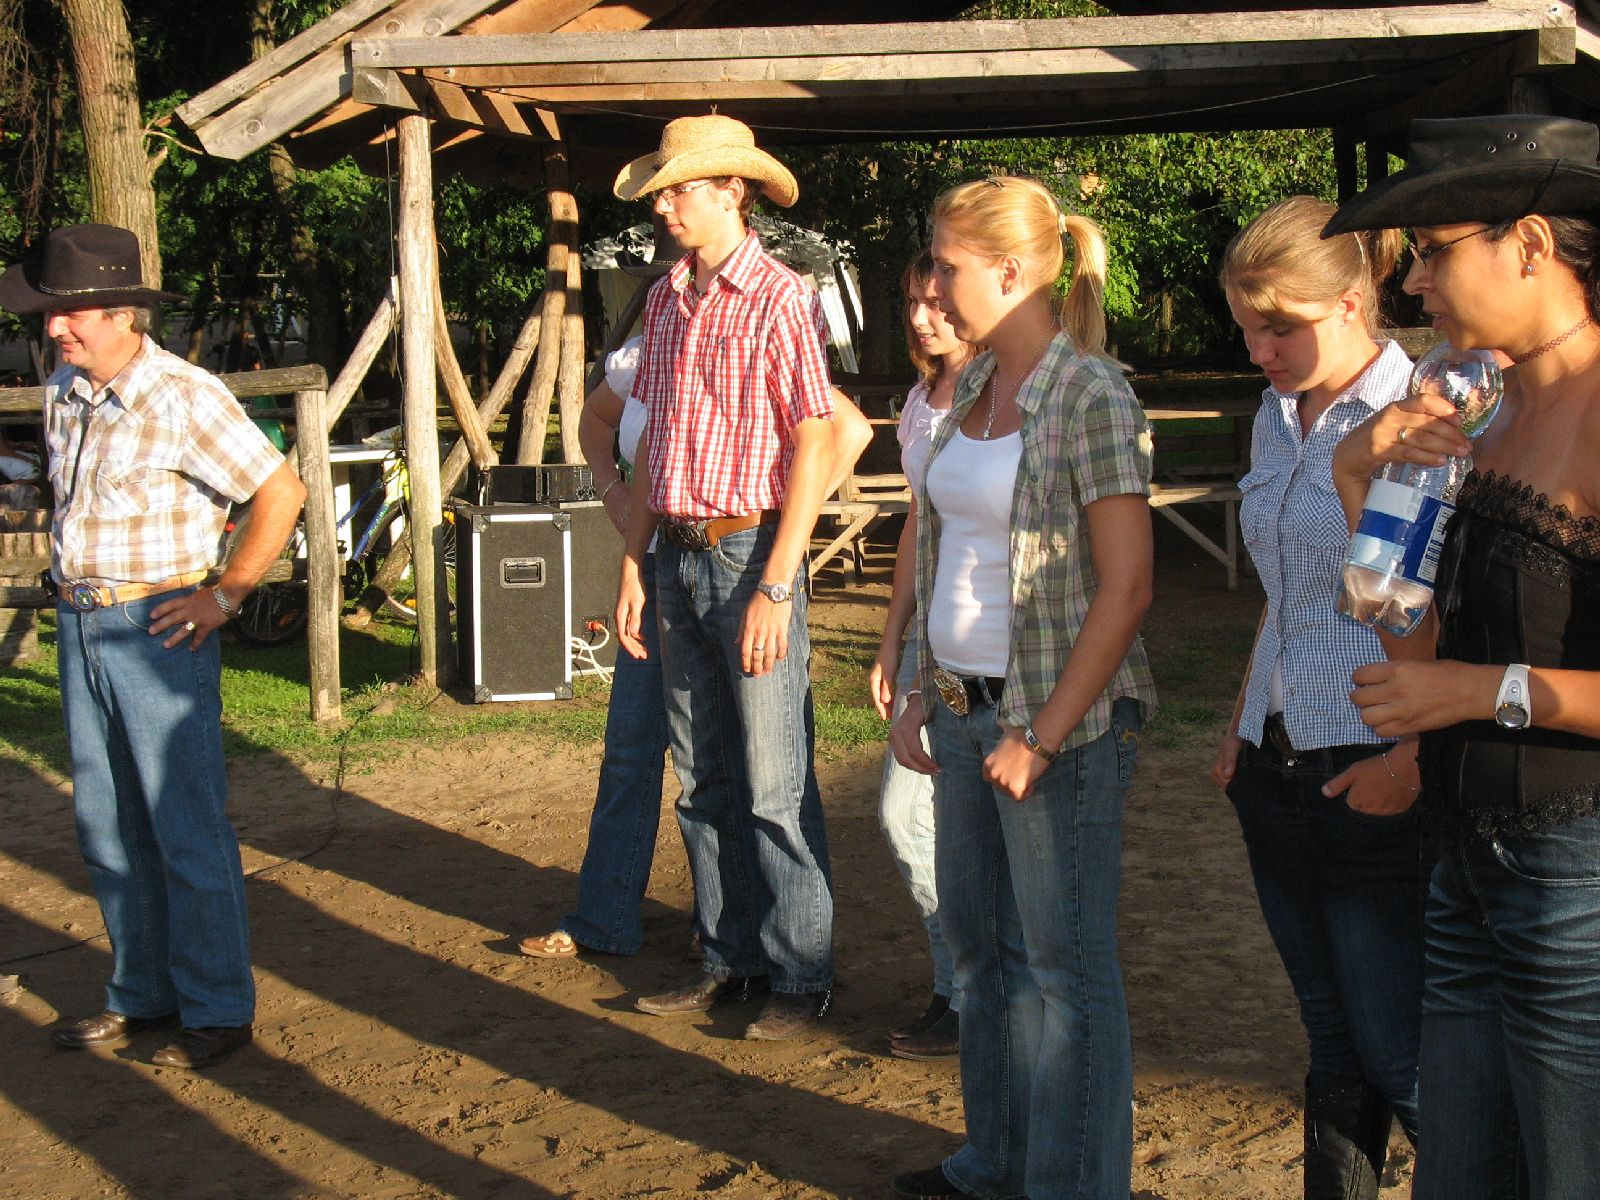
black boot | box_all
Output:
[1304,1076,1392,1200]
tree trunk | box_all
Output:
[57,0,161,285]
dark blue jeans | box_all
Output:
[559,557,672,954]
[1227,740,1429,1133]
[1414,817,1600,1200]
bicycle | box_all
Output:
[226,451,456,646]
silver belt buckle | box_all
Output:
[66,582,103,611]
[932,666,970,717]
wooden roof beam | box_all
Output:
[178,0,599,161]
[351,65,545,139]
[347,3,1572,71]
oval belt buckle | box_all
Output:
[67,582,102,611]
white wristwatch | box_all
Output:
[1493,663,1531,730]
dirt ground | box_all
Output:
[0,541,1414,1200]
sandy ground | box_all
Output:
[0,548,1414,1200]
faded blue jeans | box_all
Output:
[1413,816,1600,1200]
[559,556,672,954]
[56,593,255,1028]
[933,695,1141,1200]
[880,650,953,999]
[1226,740,1428,1134]
[655,525,834,995]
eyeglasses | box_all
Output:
[1410,227,1492,268]
[653,180,713,204]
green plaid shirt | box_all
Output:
[914,331,1158,748]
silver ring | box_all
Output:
[752,643,765,652]
[183,620,197,632]
[1397,426,1410,444]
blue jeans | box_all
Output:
[560,557,672,954]
[932,696,1141,1200]
[880,650,953,999]
[1413,817,1600,1200]
[655,526,833,994]
[1227,741,1428,1133]
[56,593,254,1028]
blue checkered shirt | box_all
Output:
[1236,338,1412,751]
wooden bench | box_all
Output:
[0,509,52,663]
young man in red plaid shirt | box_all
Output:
[613,116,837,1040]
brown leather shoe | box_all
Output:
[151,1025,252,1069]
[890,993,951,1041]
[890,1008,959,1060]
[52,1009,178,1050]
[744,990,828,1041]
[635,973,761,1016]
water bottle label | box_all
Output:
[1351,488,1455,588]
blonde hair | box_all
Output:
[1220,195,1402,335]
[901,248,977,384]
[930,174,1108,354]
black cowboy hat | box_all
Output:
[616,214,690,279]
[0,223,183,314]
[1323,115,1600,237]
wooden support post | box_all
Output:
[1363,137,1390,186]
[433,274,498,470]
[558,227,585,463]
[397,113,449,686]
[294,384,342,722]
[516,141,577,464]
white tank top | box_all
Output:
[925,429,1021,676]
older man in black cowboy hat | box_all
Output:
[0,223,305,1069]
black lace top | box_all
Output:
[1422,470,1600,840]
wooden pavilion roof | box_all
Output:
[178,1,1600,191]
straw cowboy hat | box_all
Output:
[0,223,183,315]
[1324,115,1600,236]
[613,115,799,208]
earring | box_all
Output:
[1524,263,1536,277]
[1002,284,1012,296]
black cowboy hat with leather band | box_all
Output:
[0,223,183,315]
[1323,115,1600,237]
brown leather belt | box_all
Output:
[57,568,210,612]
[660,510,779,552]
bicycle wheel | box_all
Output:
[381,512,457,624]
[225,509,310,646]
[233,580,310,645]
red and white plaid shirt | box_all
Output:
[634,233,834,520]
[45,335,284,585]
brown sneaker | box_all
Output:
[52,1009,178,1050]
[151,1025,252,1069]
[744,990,828,1041]
[635,973,762,1016]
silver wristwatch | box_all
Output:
[1493,663,1531,730]
[756,580,792,604]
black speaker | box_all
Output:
[560,501,624,674]
[455,505,573,702]
[481,464,598,506]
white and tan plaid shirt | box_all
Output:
[45,335,284,585]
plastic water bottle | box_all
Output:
[1336,343,1503,636]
